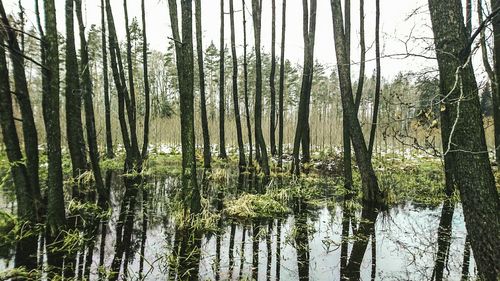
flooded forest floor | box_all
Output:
[0,149,492,280]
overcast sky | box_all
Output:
[2,0,488,81]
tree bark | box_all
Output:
[141,0,151,159]
[270,0,277,156]
[219,0,227,159]
[230,0,246,168]
[0,30,38,272]
[42,0,67,272]
[252,0,270,178]
[278,0,287,169]
[101,0,114,159]
[368,0,381,156]
[242,0,253,166]
[195,0,212,169]
[428,0,500,279]
[330,0,383,203]
[491,0,500,164]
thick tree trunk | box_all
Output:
[42,0,67,272]
[168,0,202,279]
[219,0,227,159]
[230,0,246,168]
[278,0,286,168]
[330,0,383,203]
[195,0,212,169]
[0,31,38,271]
[428,0,500,279]
[252,0,270,178]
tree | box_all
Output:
[242,0,253,166]
[428,0,500,279]
[101,0,114,159]
[490,0,500,164]
[219,0,227,159]
[270,0,277,156]
[330,0,383,203]
[0,28,38,272]
[42,0,67,272]
[278,0,287,168]
[230,0,246,168]
[141,0,151,159]
[65,0,87,200]
[0,1,42,216]
[291,0,317,174]
[368,0,381,156]
[167,0,202,278]
[195,0,212,169]
[252,0,270,177]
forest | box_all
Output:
[0,0,498,280]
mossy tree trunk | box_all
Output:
[428,0,500,279]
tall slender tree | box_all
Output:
[330,0,383,203]
[101,0,114,159]
[219,0,227,159]
[0,30,38,272]
[142,0,151,159]
[0,2,42,214]
[230,0,246,168]
[270,0,277,156]
[291,0,317,174]
[168,0,202,278]
[368,0,381,156]
[491,0,500,164]
[428,0,500,278]
[65,0,87,199]
[252,0,270,177]
[195,0,212,169]
[42,0,67,272]
[242,0,253,166]
[278,0,287,168]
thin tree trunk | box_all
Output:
[355,0,365,111]
[230,0,246,168]
[219,0,227,159]
[195,0,212,169]
[141,0,151,158]
[0,2,42,217]
[101,0,113,159]
[252,0,270,178]
[428,0,500,278]
[490,0,500,164]
[368,0,381,156]
[278,0,287,169]
[270,0,277,156]
[242,0,253,166]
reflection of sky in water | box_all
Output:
[0,177,476,280]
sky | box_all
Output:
[2,0,488,81]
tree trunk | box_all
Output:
[141,0,151,158]
[491,0,500,165]
[428,0,500,279]
[242,0,253,166]
[230,0,246,168]
[292,0,317,174]
[368,0,381,156]
[65,0,87,200]
[195,0,212,169]
[278,0,286,169]
[0,2,42,216]
[270,0,277,156]
[219,0,227,159]
[101,0,114,159]
[252,0,270,178]
[0,31,38,271]
[330,0,383,203]
[42,0,67,272]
